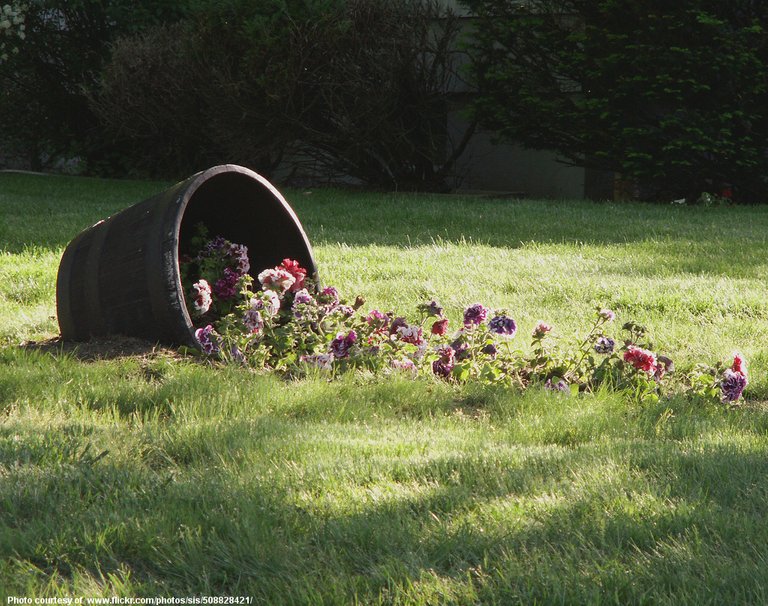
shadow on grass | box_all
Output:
[3,415,768,602]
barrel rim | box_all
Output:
[171,164,319,345]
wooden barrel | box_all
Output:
[56,164,318,346]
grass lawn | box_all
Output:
[2,171,768,603]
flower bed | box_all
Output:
[181,227,747,405]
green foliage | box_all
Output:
[462,0,768,202]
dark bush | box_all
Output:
[0,0,189,172]
[91,0,473,189]
[462,0,768,202]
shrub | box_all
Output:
[461,0,768,202]
[91,0,473,188]
[0,0,189,172]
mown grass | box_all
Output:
[2,171,768,603]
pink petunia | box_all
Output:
[257,268,296,295]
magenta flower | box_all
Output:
[489,314,517,337]
[463,303,489,326]
[214,267,240,300]
[366,309,389,330]
[330,330,358,358]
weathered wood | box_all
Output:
[56,164,318,346]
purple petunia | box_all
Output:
[317,286,340,311]
[720,369,747,403]
[463,303,489,326]
[229,243,250,276]
[482,343,498,358]
[243,308,264,334]
[418,300,444,318]
[195,324,219,355]
[451,338,470,361]
[214,267,240,300]
[545,378,569,393]
[293,288,314,306]
[594,336,615,354]
[489,314,517,338]
[329,330,357,359]
[432,358,454,378]
[201,235,227,256]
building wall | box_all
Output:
[449,114,586,199]
[441,0,587,199]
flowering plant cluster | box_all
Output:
[181,230,748,405]
[0,3,26,63]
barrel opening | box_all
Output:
[178,172,315,283]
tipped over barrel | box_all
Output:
[56,164,318,347]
